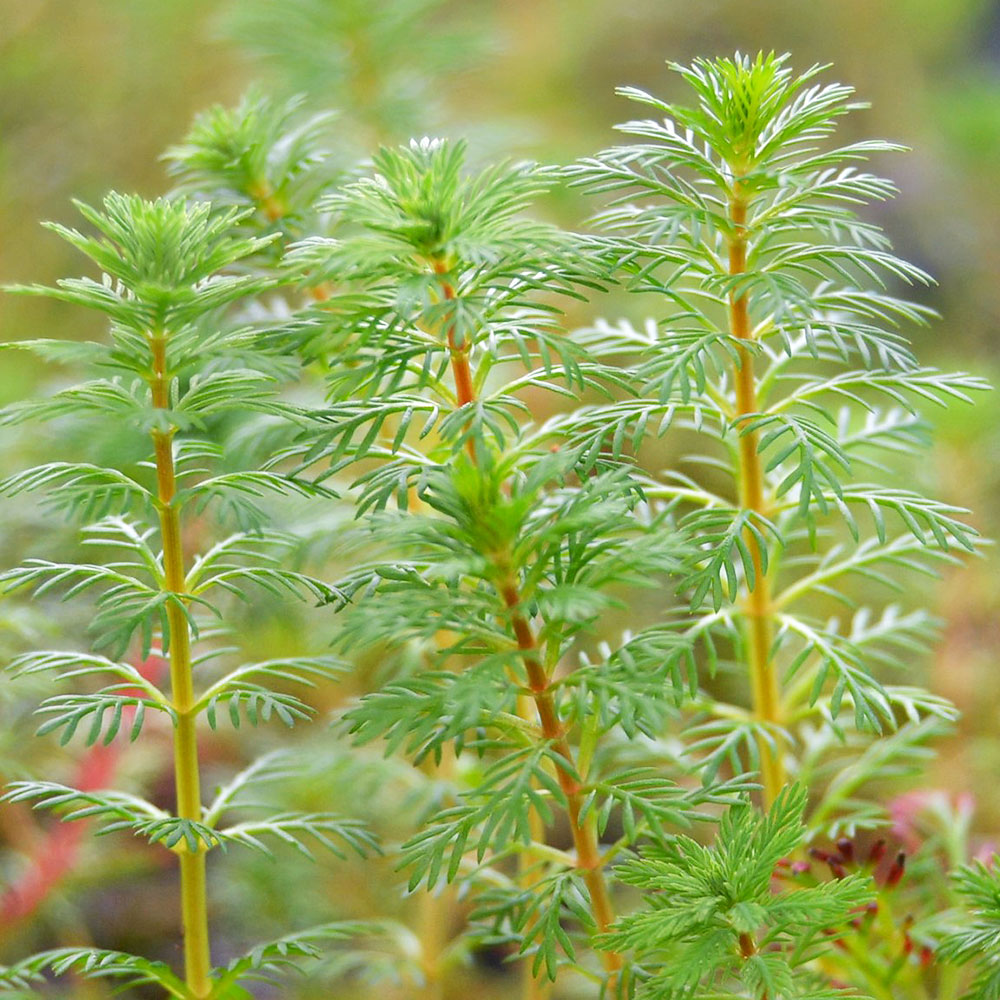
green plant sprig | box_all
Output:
[603,785,873,999]
[164,90,336,232]
[283,137,755,996]
[0,193,374,999]
[572,51,985,813]
[563,51,988,999]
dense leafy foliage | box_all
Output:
[940,858,1000,1000]
[0,48,990,1000]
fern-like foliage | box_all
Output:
[0,44,985,1000]
[276,135,757,994]
[546,51,989,999]
[164,89,338,252]
[939,858,1000,1000]
[0,193,371,996]
[604,786,872,999]
[571,51,985,820]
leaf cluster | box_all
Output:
[606,786,872,999]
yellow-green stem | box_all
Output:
[727,189,785,807]
[416,887,446,1000]
[416,739,457,1000]
[150,335,212,997]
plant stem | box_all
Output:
[726,187,785,807]
[417,740,457,1000]
[498,574,623,979]
[433,259,477,460]
[417,887,446,1000]
[738,932,770,1000]
[150,334,212,997]
[246,178,286,223]
[517,691,554,1000]
[431,261,621,986]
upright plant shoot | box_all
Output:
[573,52,986,997]
[284,138,743,997]
[0,195,373,998]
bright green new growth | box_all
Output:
[0,194,374,998]
[606,786,871,999]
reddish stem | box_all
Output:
[498,576,623,975]
[432,259,477,459]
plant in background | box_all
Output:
[570,52,987,997]
[0,195,375,998]
[216,0,487,148]
[163,89,338,247]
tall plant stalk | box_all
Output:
[726,179,784,806]
[281,137,733,996]
[496,562,623,977]
[149,332,211,993]
[435,251,622,978]
[0,194,375,997]
[573,51,986,997]
[163,96,650,996]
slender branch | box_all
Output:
[149,333,212,997]
[726,188,785,807]
[431,260,622,987]
[498,572,623,979]
[433,258,477,460]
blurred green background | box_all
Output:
[1,0,999,995]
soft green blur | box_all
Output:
[1,1,998,995]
